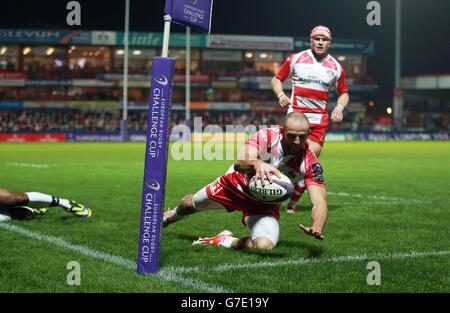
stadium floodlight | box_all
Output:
[46,48,55,56]
[136,0,214,274]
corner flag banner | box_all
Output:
[137,56,175,274]
[164,0,214,33]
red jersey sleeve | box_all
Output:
[336,67,349,95]
[275,55,293,82]
[303,150,325,187]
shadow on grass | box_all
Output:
[175,233,323,259]
[175,234,287,257]
[176,233,199,242]
[283,204,341,212]
[278,240,324,258]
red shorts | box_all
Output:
[290,108,328,146]
[205,172,280,225]
[308,125,327,146]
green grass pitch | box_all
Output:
[0,141,449,292]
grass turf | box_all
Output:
[0,141,449,292]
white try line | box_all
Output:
[0,223,231,293]
[163,250,450,274]
[327,191,432,204]
[327,201,420,206]
[5,162,50,169]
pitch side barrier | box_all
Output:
[0,131,448,142]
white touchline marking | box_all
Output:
[327,191,432,204]
[5,162,50,169]
[0,223,231,293]
[325,201,418,206]
[163,250,450,274]
[212,250,450,272]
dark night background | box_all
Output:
[1,0,449,105]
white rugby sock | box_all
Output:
[25,192,72,209]
[220,236,238,248]
[57,199,72,209]
[25,192,54,208]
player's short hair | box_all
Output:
[282,112,310,130]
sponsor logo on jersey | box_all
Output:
[294,76,329,87]
[327,69,335,78]
[209,179,223,196]
[311,163,324,183]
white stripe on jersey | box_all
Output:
[295,96,327,110]
[289,52,304,74]
[300,158,306,176]
[304,112,323,125]
[272,140,286,166]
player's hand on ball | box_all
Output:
[299,224,324,240]
[254,160,281,186]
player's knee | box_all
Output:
[252,236,275,250]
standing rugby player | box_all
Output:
[271,25,349,214]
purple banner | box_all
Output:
[137,57,175,274]
[164,0,214,33]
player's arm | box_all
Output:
[331,92,349,123]
[271,56,292,108]
[331,66,350,123]
[271,76,291,108]
[234,144,281,184]
[299,184,328,240]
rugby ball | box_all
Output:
[248,173,294,203]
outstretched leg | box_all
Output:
[193,215,279,250]
[0,188,28,207]
[0,188,91,218]
[0,189,34,220]
[163,186,226,227]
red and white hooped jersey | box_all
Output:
[276,49,348,129]
[208,127,325,222]
[225,127,325,194]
